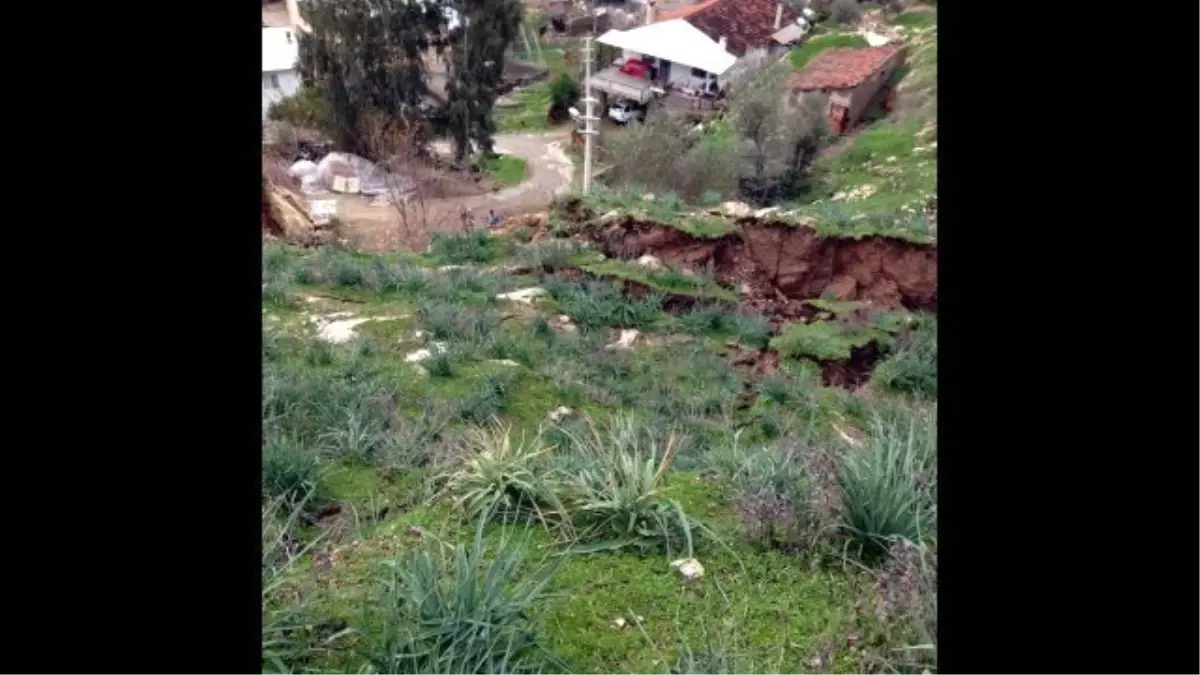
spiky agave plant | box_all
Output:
[365,517,565,674]
[441,422,569,530]
[560,416,699,556]
[837,408,937,560]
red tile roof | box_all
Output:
[656,0,720,21]
[786,45,904,91]
[655,0,795,57]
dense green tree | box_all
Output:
[297,0,448,155]
[442,0,523,164]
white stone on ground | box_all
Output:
[635,254,663,269]
[548,405,573,423]
[404,341,448,363]
[309,313,403,344]
[605,329,640,350]
[496,287,548,305]
[669,558,704,582]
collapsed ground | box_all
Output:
[263,7,937,675]
[263,210,937,673]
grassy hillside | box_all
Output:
[782,8,938,237]
[262,231,938,674]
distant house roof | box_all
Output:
[786,45,904,91]
[656,0,795,56]
[656,0,720,22]
[597,18,737,75]
[262,26,299,73]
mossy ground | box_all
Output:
[263,235,936,674]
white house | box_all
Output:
[588,19,736,110]
[262,26,302,121]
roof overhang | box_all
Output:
[597,19,736,75]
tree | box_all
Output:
[726,63,829,204]
[443,0,523,164]
[298,0,448,156]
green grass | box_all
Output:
[496,44,572,133]
[579,258,740,303]
[484,155,529,186]
[778,16,938,241]
[890,9,937,28]
[770,320,890,362]
[788,33,869,69]
[261,239,937,674]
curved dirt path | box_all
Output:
[339,130,574,252]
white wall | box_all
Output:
[261,69,302,121]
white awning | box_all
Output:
[596,19,737,76]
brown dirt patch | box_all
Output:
[578,216,937,324]
[819,342,885,389]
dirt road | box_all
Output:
[337,130,575,252]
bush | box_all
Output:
[547,73,581,122]
[517,238,581,273]
[267,85,333,132]
[551,279,665,331]
[429,230,510,265]
[363,518,564,674]
[830,0,861,25]
[262,435,329,510]
[872,317,936,397]
[559,417,701,555]
[838,410,937,559]
[442,424,567,524]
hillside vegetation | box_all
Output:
[262,229,937,674]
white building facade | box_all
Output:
[262,27,302,121]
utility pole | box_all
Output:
[580,35,600,195]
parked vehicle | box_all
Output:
[607,99,646,125]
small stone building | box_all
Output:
[785,45,906,134]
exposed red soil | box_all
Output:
[586,217,937,317]
[820,342,884,389]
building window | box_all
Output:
[690,67,707,77]
[268,73,280,89]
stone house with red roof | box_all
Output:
[785,45,906,134]
[647,0,810,79]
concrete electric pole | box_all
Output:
[580,36,600,195]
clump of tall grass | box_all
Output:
[441,424,568,527]
[871,316,937,398]
[837,408,937,559]
[429,230,510,265]
[517,238,581,272]
[263,494,350,673]
[262,434,329,512]
[547,278,665,331]
[700,430,842,553]
[417,301,499,343]
[362,518,565,674]
[558,416,702,556]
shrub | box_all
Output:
[830,0,861,25]
[703,434,841,552]
[417,301,499,343]
[837,409,937,559]
[552,279,665,331]
[363,518,565,674]
[457,373,515,424]
[429,230,510,265]
[871,317,937,397]
[560,417,701,555]
[262,435,329,510]
[442,425,566,525]
[517,239,580,273]
[267,85,333,132]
